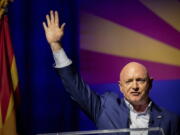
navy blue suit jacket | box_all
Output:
[57,65,180,135]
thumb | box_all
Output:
[61,23,66,31]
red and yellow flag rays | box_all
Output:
[80,0,180,83]
[0,16,19,135]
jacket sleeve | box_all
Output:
[56,64,102,122]
[173,115,180,135]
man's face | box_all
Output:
[119,63,152,105]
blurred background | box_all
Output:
[3,0,180,134]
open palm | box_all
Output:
[43,11,65,44]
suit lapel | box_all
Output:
[117,99,130,135]
[120,99,130,128]
[149,102,163,135]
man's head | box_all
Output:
[119,62,153,106]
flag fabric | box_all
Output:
[0,15,19,135]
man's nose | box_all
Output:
[132,81,139,91]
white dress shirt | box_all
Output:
[53,49,72,68]
[125,99,152,135]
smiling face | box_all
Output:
[119,62,152,106]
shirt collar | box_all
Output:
[124,98,152,115]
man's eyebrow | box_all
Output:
[136,78,146,80]
[136,77,148,81]
[125,79,133,82]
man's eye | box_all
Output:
[137,79,146,83]
[126,80,132,84]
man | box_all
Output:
[42,11,180,135]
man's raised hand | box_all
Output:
[43,10,65,51]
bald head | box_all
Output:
[119,62,152,106]
[120,62,149,81]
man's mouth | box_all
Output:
[131,92,140,96]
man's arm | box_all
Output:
[42,11,102,121]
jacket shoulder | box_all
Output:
[100,92,125,110]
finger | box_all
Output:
[55,11,59,26]
[42,22,47,31]
[46,15,51,26]
[50,10,55,24]
[61,23,66,31]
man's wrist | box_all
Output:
[50,42,62,52]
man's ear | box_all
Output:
[118,81,123,93]
[148,77,154,90]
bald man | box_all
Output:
[43,11,180,135]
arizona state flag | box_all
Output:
[0,15,19,135]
